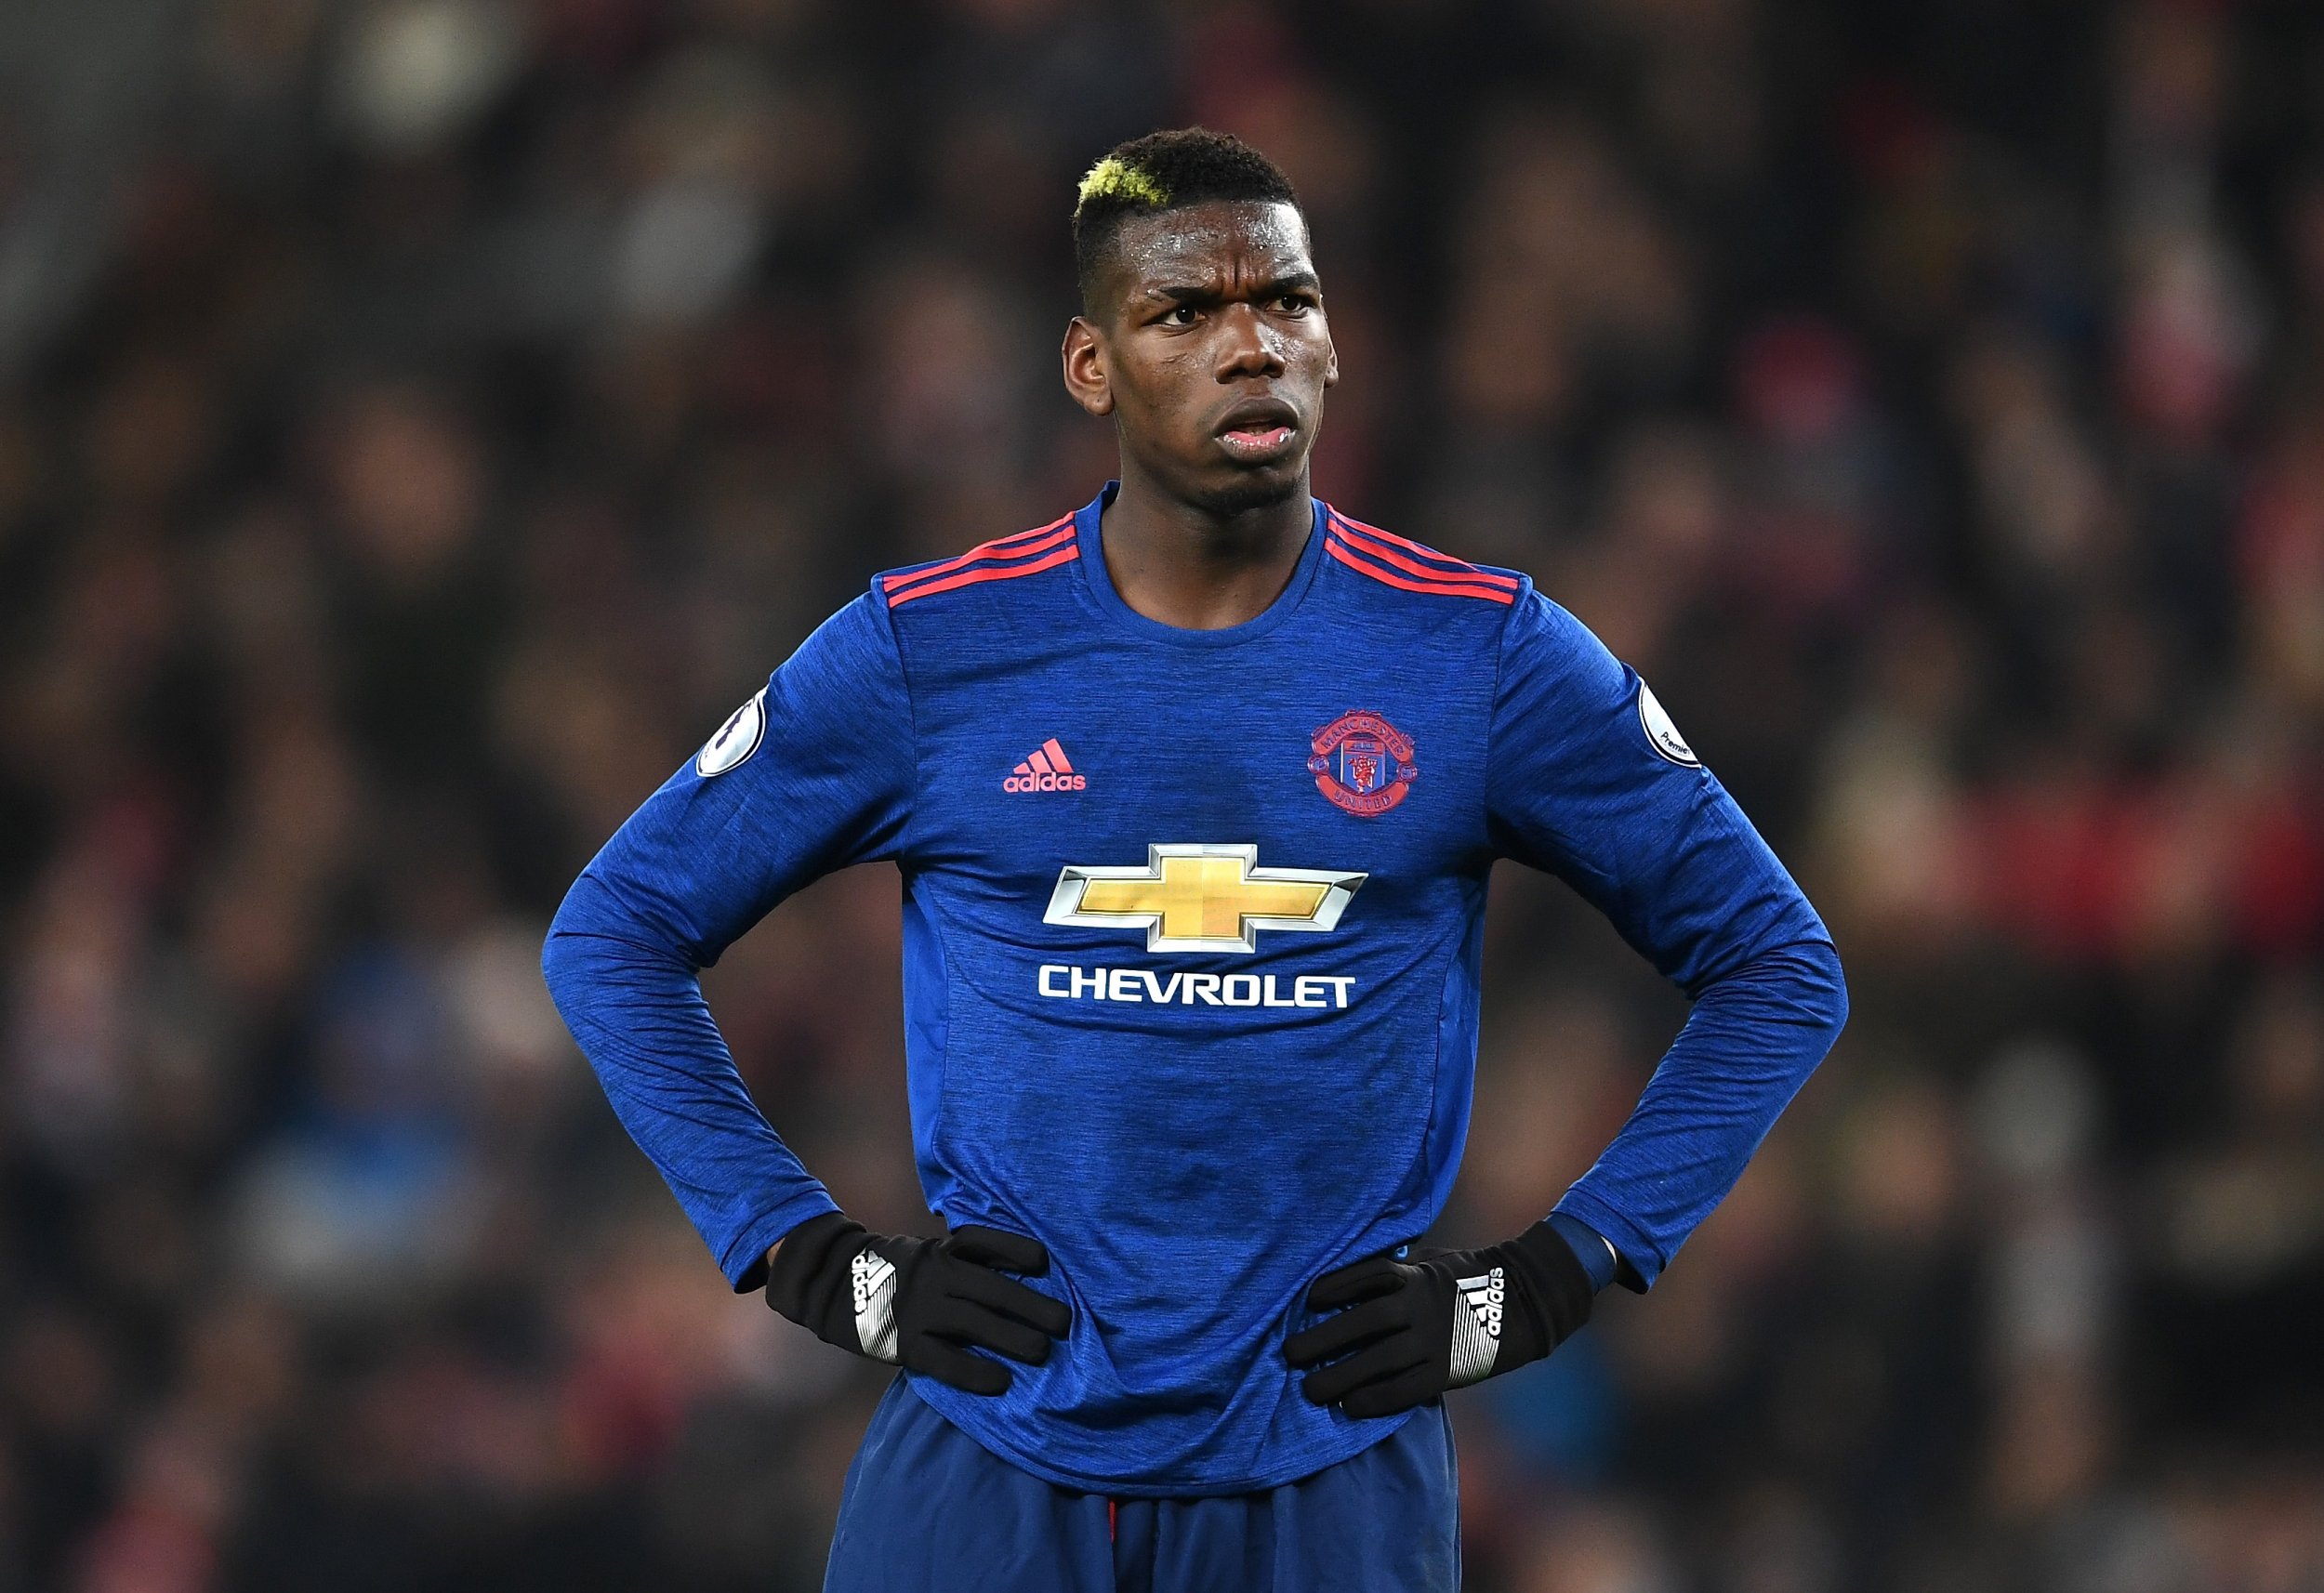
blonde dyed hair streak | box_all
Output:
[1076,156,1171,216]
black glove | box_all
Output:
[764,1212,1071,1395]
[1285,1221,1593,1418]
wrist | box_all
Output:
[763,1211,868,1327]
[1501,1220,1595,1352]
[1546,1211,1618,1292]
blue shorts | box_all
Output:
[825,1376,1459,1593]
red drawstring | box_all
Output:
[1107,1499,1117,1542]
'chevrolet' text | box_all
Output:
[1037,966,1356,1008]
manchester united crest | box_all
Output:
[1309,710,1419,817]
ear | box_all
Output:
[1324,335,1340,389]
[1062,317,1115,418]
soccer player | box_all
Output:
[544,129,1846,1591]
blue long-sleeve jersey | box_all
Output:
[544,485,1845,1494]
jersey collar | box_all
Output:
[1073,481,1329,649]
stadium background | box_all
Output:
[4,0,2324,1586]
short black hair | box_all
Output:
[1072,128,1302,316]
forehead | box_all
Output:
[1109,200,1314,290]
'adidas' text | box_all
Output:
[1005,737,1086,793]
[1458,1268,1505,1340]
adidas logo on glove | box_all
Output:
[1447,1266,1505,1386]
[851,1247,901,1363]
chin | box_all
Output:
[1190,464,1305,518]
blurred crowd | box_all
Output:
[4,0,2324,1588]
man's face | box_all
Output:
[1063,200,1338,516]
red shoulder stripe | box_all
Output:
[880,519,1076,599]
[879,515,1076,599]
[1326,537,1516,603]
[1329,522,1521,593]
[887,544,1080,607]
[1327,513,1518,589]
[1328,509,1500,570]
[881,522,1076,600]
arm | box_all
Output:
[1291,587,1843,1416]
[1482,588,1846,1291]
[541,592,917,1290]
[1552,942,1844,1290]
[543,592,1071,1390]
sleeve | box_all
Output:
[542,591,916,1289]
[1486,586,1846,1289]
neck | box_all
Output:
[1098,457,1314,630]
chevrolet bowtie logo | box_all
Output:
[1044,845,1367,953]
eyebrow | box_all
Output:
[1149,270,1322,306]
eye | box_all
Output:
[1160,305,1199,326]
[1274,293,1314,315]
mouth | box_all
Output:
[1213,399,1301,463]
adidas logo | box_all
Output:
[1458,1267,1505,1342]
[1004,737,1087,793]
[1447,1265,1505,1386]
[850,1247,900,1363]
[851,1247,896,1314]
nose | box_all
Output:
[1215,303,1284,381]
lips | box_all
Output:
[1214,398,1300,461]
[1220,424,1294,454]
